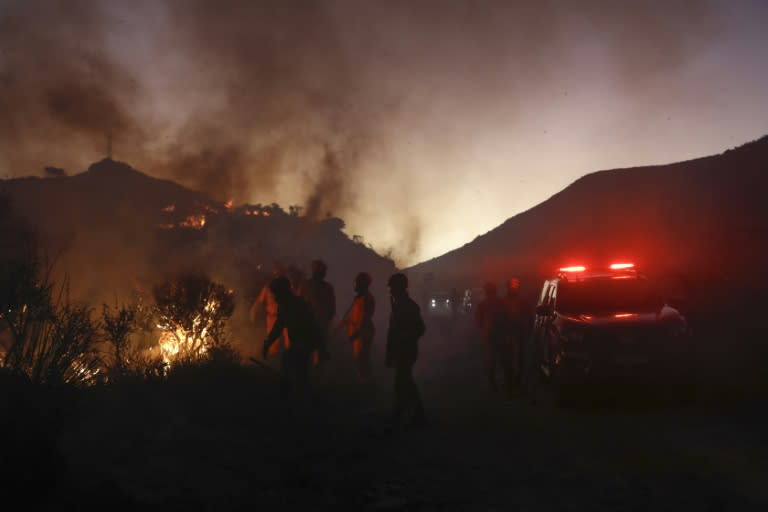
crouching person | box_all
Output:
[262,276,319,400]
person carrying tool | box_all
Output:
[251,264,290,356]
[262,276,319,399]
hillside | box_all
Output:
[406,135,768,307]
[0,159,397,348]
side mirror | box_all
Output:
[535,304,552,316]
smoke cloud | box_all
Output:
[2,0,757,266]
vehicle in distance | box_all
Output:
[427,291,455,317]
[533,263,691,401]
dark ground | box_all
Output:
[4,314,767,511]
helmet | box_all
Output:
[355,272,372,288]
[268,276,292,299]
[311,259,327,279]
[483,281,497,295]
[387,273,408,291]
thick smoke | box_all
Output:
[0,0,727,265]
[0,1,144,172]
[304,145,352,221]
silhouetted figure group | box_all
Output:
[253,261,427,428]
[474,277,533,400]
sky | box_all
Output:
[1,0,767,267]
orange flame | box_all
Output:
[179,214,206,229]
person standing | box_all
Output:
[505,277,535,403]
[386,273,426,428]
[299,259,336,364]
[340,272,376,383]
[505,277,533,389]
[475,281,515,398]
[251,264,289,357]
[262,276,319,399]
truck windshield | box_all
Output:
[557,278,662,314]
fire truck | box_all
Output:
[532,263,692,402]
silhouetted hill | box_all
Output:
[408,135,768,303]
[406,136,768,388]
[0,159,397,345]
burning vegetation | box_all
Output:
[156,200,280,230]
[0,239,240,385]
[152,273,236,368]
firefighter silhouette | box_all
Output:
[386,273,426,427]
[339,272,375,383]
[505,277,533,393]
[298,259,336,364]
[474,281,516,398]
[262,276,320,398]
[251,264,290,356]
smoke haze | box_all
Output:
[2,0,767,265]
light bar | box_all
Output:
[609,263,635,270]
[559,265,586,273]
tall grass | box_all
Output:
[1,253,103,387]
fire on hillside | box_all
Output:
[156,201,274,230]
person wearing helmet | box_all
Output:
[299,259,336,364]
[251,263,290,357]
[386,272,427,428]
[505,276,534,400]
[475,280,515,398]
[339,272,376,383]
[262,276,320,398]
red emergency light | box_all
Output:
[609,262,635,270]
[559,265,586,273]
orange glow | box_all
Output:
[224,199,233,209]
[179,214,206,229]
[613,313,637,318]
[161,204,176,213]
[610,263,635,270]
[559,265,586,273]
[245,208,270,217]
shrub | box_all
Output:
[152,272,236,367]
[0,258,102,387]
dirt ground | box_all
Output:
[8,314,767,510]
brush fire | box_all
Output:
[152,273,236,370]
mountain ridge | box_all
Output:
[405,134,768,304]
